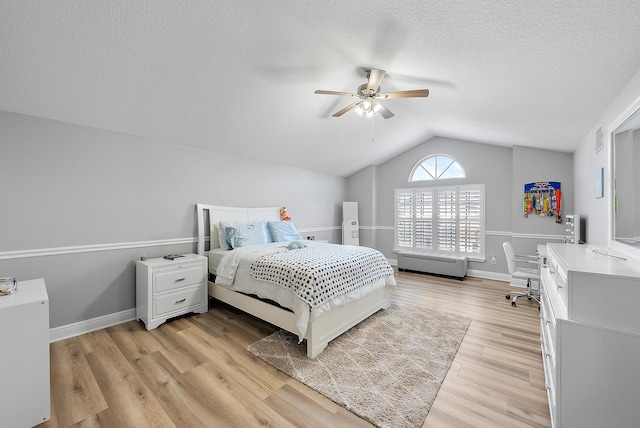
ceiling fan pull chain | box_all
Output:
[371,115,375,142]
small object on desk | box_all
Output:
[163,254,185,260]
[0,277,17,295]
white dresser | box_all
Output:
[136,254,208,330]
[540,244,640,428]
[0,278,50,427]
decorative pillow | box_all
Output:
[268,221,303,242]
[218,221,240,250]
[226,221,272,249]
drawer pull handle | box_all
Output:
[175,298,186,304]
[175,277,186,282]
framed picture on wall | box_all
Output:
[595,126,604,153]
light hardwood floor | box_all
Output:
[40,272,550,428]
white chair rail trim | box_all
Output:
[0,226,342,261]
[0,237,197,260]
[1,229,565,261]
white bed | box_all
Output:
[196,203,396,358]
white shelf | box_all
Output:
[0,278,50,427]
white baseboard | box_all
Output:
[467,269,511,282]
[467,269,532,288]
[49,308,137,343]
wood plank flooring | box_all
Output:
[39,272,550,427]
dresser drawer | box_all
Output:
[554,266,568,309]
[153,265,203,294]
[541,293,557,351]
[544,353,557,428]
[153,285,204,317]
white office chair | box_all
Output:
[503,241,540,307]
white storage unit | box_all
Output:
[540,244,640,428]
[0,278,50,427]
[342,201,359,246]
[136,254,208,330]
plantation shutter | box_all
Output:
[437,188,457,251]
[396,191,413,247]
[395,184,484,258]
[415,190,433,249]
[459,187,482,254]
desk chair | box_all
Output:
[503,241,540,307]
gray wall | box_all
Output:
[511,146,574,255]
[346,165,378,247]
[346,136,573,276]
[1,111,346,328]
[574,65,640,258]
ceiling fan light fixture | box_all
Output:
[315,67,428,120]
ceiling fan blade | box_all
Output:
[332,102,359,117]
[366,69,386,94]
[378,89,429,99]
[315,90,356,97]
[380,105,395,119]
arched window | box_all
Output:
[409,154,465,182]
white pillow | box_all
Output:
[225,221,272,249]
[268,221,303,242]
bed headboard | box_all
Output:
[196,204,281,255]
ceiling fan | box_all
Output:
[314,68,429,119]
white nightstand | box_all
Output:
[136,253,208,330]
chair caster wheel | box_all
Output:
[528,297,532,300]
[511,301,517,307]
[505,294,511,300]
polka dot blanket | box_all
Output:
[251,243,395,308]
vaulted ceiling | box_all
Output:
[2,1,640,176]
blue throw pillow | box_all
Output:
[268,221,303,242]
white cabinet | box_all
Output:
[540,244,640,428]
[136,254,208,330]
[0,278,50,427]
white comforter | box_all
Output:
[213,241,396,340]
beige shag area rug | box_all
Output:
[247,303,471,428]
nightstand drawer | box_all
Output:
[153,285,204,317]
[153,265,203,293]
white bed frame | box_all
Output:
[196,203,392,358]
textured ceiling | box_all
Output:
[2,1,640,176]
